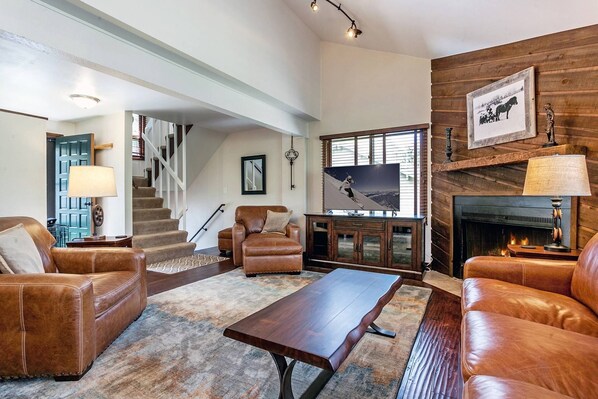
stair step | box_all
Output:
[144,242,196,264]
[133,219,179,235]
[133,208,172,222]
[133,197,163,209]
[132,187,157,198]
[133,230,188,248]
[132,176,149,188]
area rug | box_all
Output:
[147,253,228,274]
[0,269,431,399]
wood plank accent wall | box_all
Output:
[431,24,598,275]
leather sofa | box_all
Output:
[0,217,147,380]
[218,227,233,255]
[460,233,598,399]
[232,206,303,276]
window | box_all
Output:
[321,125,428,216]
[132,114,147,160]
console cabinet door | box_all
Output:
[387,221,417,271]
[359,231,386,267]
[306,216,331,260]
[333,229,358,263]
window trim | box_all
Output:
[132,114,147,161]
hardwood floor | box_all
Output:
[146,248,463,399]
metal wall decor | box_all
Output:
[543,103,558,147]
[285,136,300,190]
[444,127,453,163]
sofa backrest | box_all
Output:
[571,233,598,315]
[235,205,288,234]
[0,217,57,273]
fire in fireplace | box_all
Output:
[453,196,572,279]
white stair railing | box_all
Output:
[143,118,187,229]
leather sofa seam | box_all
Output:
[18,284,27,376]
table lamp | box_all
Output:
[67,165,117,240]
[522,154,591,252]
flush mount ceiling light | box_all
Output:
[69,94,100,109]
[309,0,363,39]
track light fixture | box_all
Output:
[309,0,363,39]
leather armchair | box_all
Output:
[460,233,598,399]
[0,217,147,380]
[231,206,303,276]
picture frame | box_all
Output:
[467,67,536,149]
[241,155,266,195]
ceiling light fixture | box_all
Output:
[309,0,363,39]
[69,94,100,109]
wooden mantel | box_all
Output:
[432,144,587,173]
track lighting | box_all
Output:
[308,0,363,39]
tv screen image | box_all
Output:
[324,164,400,211]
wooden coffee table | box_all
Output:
[223,268,402,399]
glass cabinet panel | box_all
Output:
[312,220,329,257]
[362,235,382,264]
[390,225,413,266]
[336,233,355,260]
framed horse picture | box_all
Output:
[466,67,536,149]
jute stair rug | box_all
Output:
[146,253,228,274]
[1,269,431,399]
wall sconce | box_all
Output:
[285,136,300,190]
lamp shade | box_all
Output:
[68,166,117,198]
[523,155,591,196]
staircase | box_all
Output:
[132,175,196,264]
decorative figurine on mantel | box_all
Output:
[543,103,558,147]
[444,127,453,163]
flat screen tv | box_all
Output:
[324,164,400,211]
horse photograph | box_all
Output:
[466,67,536,149]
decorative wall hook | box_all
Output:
[285,136,300,190]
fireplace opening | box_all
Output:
[453,196,571,279]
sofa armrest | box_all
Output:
[0,274,96,377]
[286,223,300,244]
[51,247,146,275]
[232,222,246,266]
[464,256,576,296]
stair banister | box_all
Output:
[189,203,225,242]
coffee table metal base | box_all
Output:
[270,322,396,399]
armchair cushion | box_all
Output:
[261,210,292,234]
[464,376,574,399]
[462,278,598,336]
[87,271,142,318]
[0,224,44,274]
[242,233,303,257]
[572,233,598,316]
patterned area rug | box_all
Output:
[147,253,228,274]
[0,269,431,399]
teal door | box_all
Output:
[55,134,94,240]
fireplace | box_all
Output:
[452,196,572,279]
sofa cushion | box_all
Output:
[571,233,598,316]
[0,217,57,273]
[0,255,14,274]
[464,376,573,399]
[462,278,598,337]
[242,233,302,257]
[0,224,44,274]
[462,311,598,399]
[87,271,140,317]
[261,210,292,234]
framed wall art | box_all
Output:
[241,155,266,195]
[467,67,536,149]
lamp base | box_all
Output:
[83,235,107,241]
[544,243,571,253]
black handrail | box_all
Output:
[189,204,225,242]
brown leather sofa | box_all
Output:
[0,217,147,380]
[460,233,598,399]
[232,206,302,276]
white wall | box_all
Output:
[0,111,47,223]
[77,0,321,119]
[74,112,132,235]
[47,120,76,135]
[186,129,307,249]
[306,42,432,261]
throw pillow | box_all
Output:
[262,210,292,234]
[0,254,14,274]
[0,224,45,274]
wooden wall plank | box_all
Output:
[430,24,598,276]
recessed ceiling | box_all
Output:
[0,35,258,132]
[284,0,598,59]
